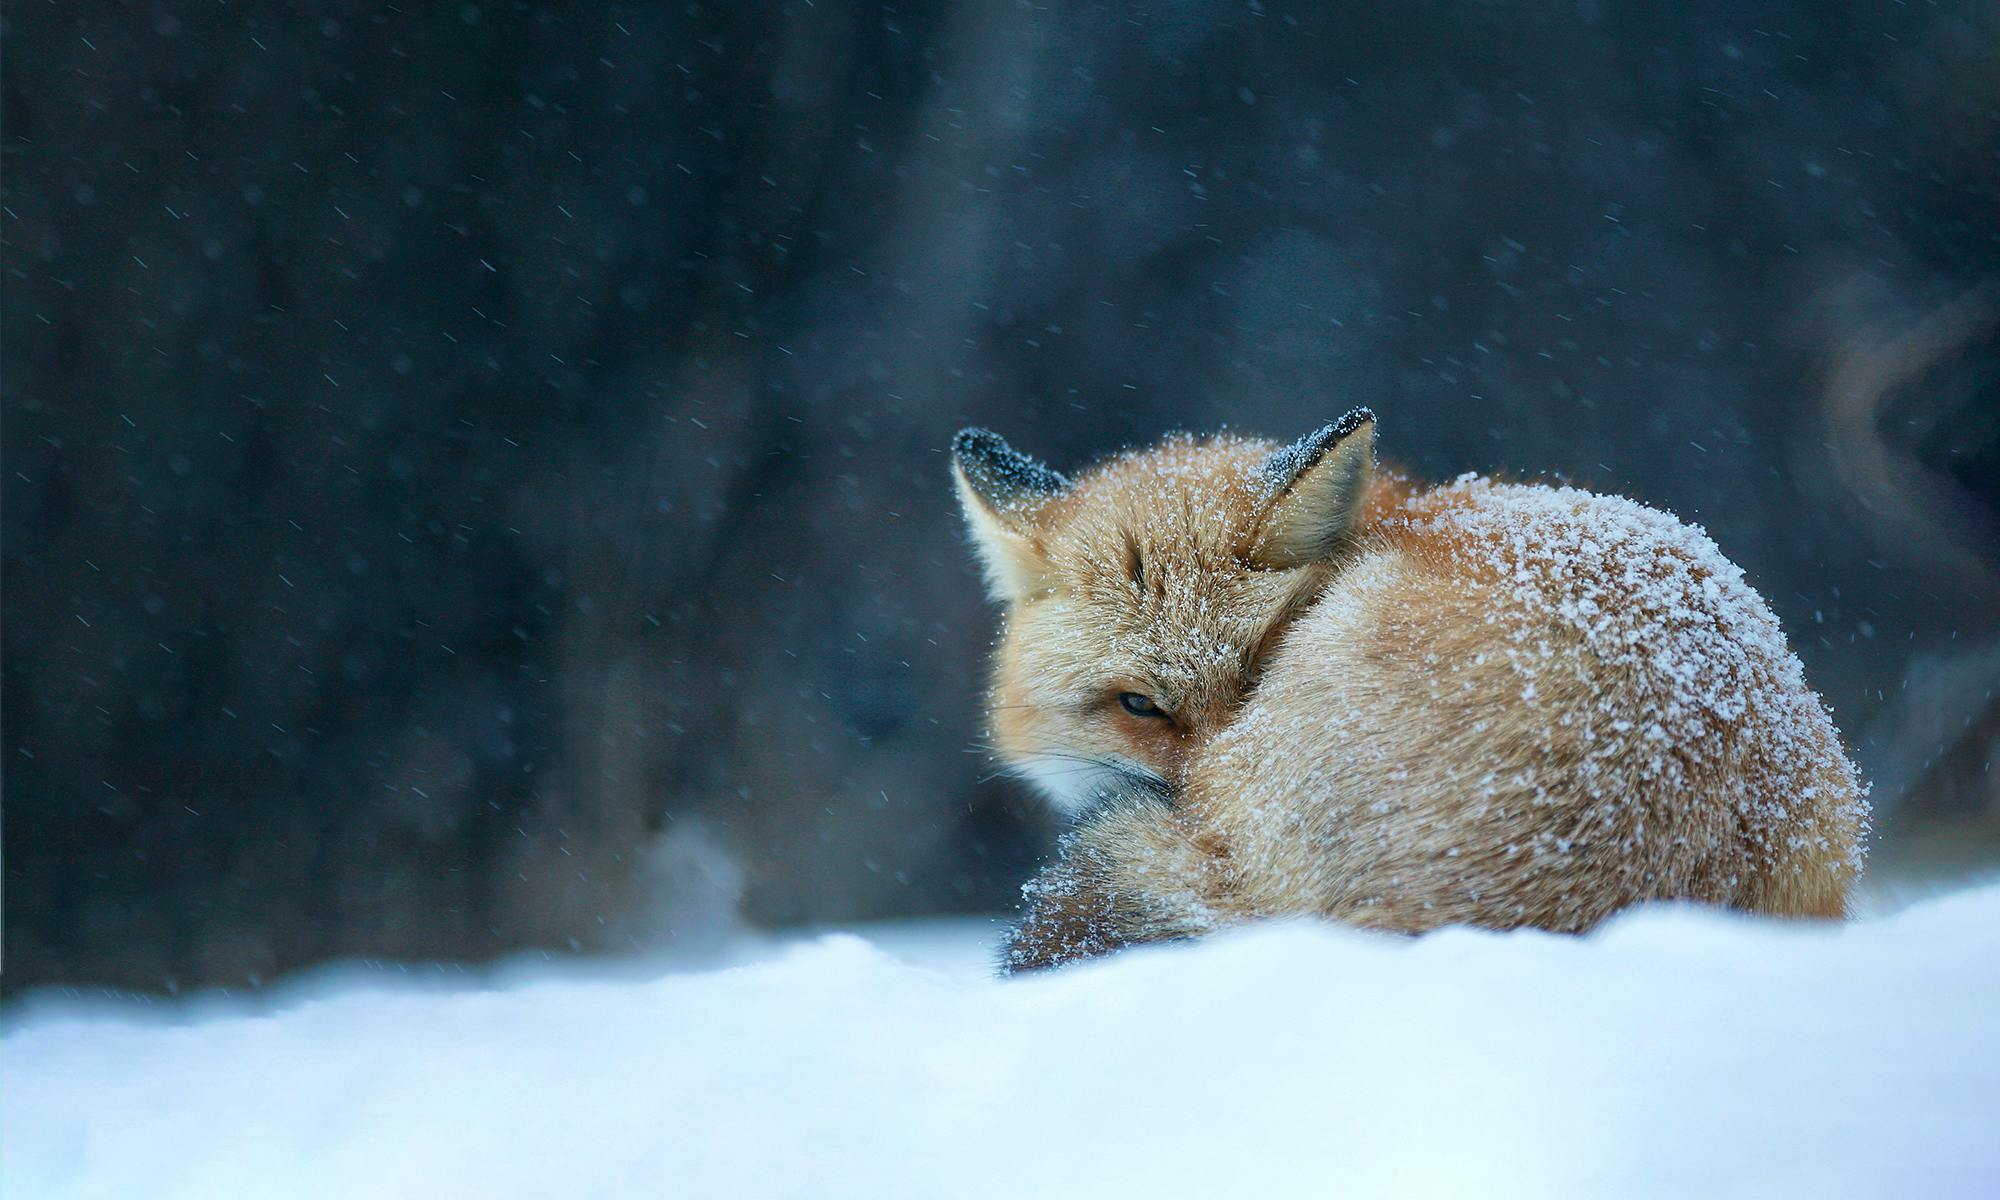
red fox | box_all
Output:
[951,412,1869,971]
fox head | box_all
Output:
[952,411,1377,815]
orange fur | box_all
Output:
[952,420,1869,971]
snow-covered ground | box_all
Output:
[7,885,1999,1199]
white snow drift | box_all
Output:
[6,885,1998,1199]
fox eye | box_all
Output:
[1118,692,1166,719]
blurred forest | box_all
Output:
[4,0,1997,993]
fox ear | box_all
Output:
[1251,409,1376,569]
[951,427,1069,602]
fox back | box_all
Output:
[951,415,1869,970]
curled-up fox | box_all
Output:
[951,411,1869,971]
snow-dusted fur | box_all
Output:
[951,415,1869,971]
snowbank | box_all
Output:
[7,887,1999,1199]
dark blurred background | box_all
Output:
[4,0,1997,994]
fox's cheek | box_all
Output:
[988,694,1042,754]
[1110,715,1192,783]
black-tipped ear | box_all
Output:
[951,428,1070,513]
[951,428,1070,601]
[1251,409,1376,569]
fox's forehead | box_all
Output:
[1048,433,1279,563]
[1022,435,1302,688]
[1024,559,1291,707]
